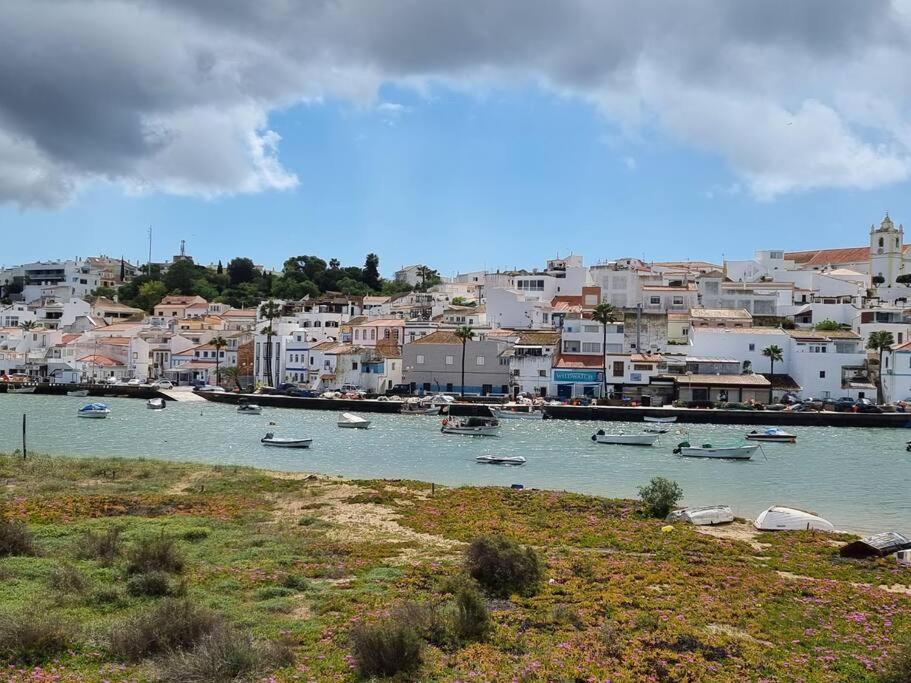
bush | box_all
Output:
[880,639,911,683]
[126,534,184,575]
[0,611,73,663]
[0,517,35,557]
[126,570,175,597]
[451,584,491,643]
[551,603,584,630]
[280,574,309,591]
[110,599,220,661]
[637,477,683,518]
[351,617,422,678]
[465,535,543,598]
[180,527,210,542]
[78,526,122,565]
[49,562,88,594]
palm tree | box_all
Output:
[761,345,784,376]
[867,330,895,404]
[19,320,37,331]
[454,325,474,398]
[591,303,617,400]
[210,336,227,386]
[221,366,243,392]
[259,299,280,387]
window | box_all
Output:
[672,296,684,306]
[445,355,454,365]
[422,382,431,391]
[446,383,453,392]
[416,354,424,364]
[476,356,485,366]
[370,329,375,340]
[748,343,755,351]
[682,327,689,336]
[538,369,547,377]
[649,296,661,305]
[352,361,358,370]
[612,361,624,377]
[354,330,359,340]
[633,364,652,371]
[581,342,601,353]
[583,325,599,333]
[819,370,826,379]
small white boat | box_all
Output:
[754,506,834,532]
[745,428,796,443]
[147,398,166,410]
[672,441,757,459]
[338,412,371,429]
[644,415,677,424]
[666,505,734,526]
[77,402,110,419]
[494,403,543,420]
[591,430,659,446]
[476,455,526,466]
[237,403,262,415]
[8,386,36,394]
[401,399,441,415]
[261,432,312,448]
[66,389,90,397]
[441,416,500,436]
[644,427,669,434]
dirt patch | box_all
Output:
[778,571,911,596]
[695,521,768,551]
[165,471,209,494]
[705,623,772,647]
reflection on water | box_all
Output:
[1,394,909,534]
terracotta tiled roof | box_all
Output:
[76,354,122,367]
[784,247,877,267]
[677,373,771,386]
[786,329,861,341]
[514,331,561,346]
[690,308,752,321]
[553,354,604,369]
[409,330,464,345]
[551,295,583,307]
[630,353,662,363]
[760,374,802,390]
[221,309,257,318]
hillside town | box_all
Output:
[3,214,911,406]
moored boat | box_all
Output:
[261,432,312,448]
[401,398,441,415]
[494,403,543,420]
[754,506,834,532]
[8,386,36,394]
[147,397,166,410]
[476,455,526,466]
[666,505,735,526]
[237,401,262,415]
[644,427,669,434]
[644,415,676,424]
[77,402,110,419]
[66,389,90,397]
[441,416,500,436]
[745,428,796,443]
[338,412,371,429]
[672,441,757,459]
[591,430,659,446]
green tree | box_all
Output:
[814,319,843,331]
[19,320,38,331]
[191,278,219,301]
[135,281,168,312]
[761,345,784,376]
[216,260,224,275]
[163,259,197,295]
[226,257,257,287]
[364,253,381,291]
[329,258,341,270]
[210,336,227,386]
[336,277,371,296]
[868,330,895,404]
[91,286,117,299]
[221,366,242,391]
[591,303,617,399]
[416,266,441,292]
[455,326,474,398]
[450,296,475,307]
[260,299,280,387]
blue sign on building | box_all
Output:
[553,369,603,383]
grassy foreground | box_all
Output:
[0,453,909,682]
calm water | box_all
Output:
[1,394,909,534]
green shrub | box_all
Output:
[78,526,122,565]
[110,599,220,661]
[280,574,309,591]
[551,603,584,630]
[180,527,210,542]
[91,587,125,606]
[0,517,35,557]
[465,535,543,598]
[637,477,683,518]
[451,584,491,643]
[126,534,184,575]
[0,611,73,663]
[351,617,422,678]
[49,562,88,594]
[126,570,174,597]
[256,586,295,601]
[152,624,257,682]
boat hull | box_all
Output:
[644,415,676,423]
[77,412,110,419]
[441,426,500,436]
[66,390,90,397]
[237,407,262,415]
[678,446,756,459]
[754,506,834,532]
[494,409,543,420]
[745,435,795,443]
[593,434,659,446]
[261,439,312,448]
[8,387,36,394]
[338,421,370,429]
[476,456,526,465]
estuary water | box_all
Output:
[1,393,909,534]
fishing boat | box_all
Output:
[493,403,543,420]
[644,426,669,434]
[643,415,676,424]
[754,506,834,532]
[77,402,110,419]
[672,441,757,459]
[441,416,500,436]
[237,402,262,415]
[147,397,166,410]
[476,455,526,466]
[8,386,36,394]
[591,430,659,446]
[261,432,312,449]
[338,412,371,429]
[400,398,441,415]
[745,428,796,443]
[666,505,735,526]
[66,389,90,397]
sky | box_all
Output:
[3,1,911,277]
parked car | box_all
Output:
[152,380,174,390]
[102,376,119,385]
[126,378,142,386]
[193,384,226,393]
[829,397,859,412]
[385,383,413,397]
[285,388,318,398]
[855,398,883,413]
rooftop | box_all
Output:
[690,308,752,320]
[676,373,771,386]
[553,354,604,369]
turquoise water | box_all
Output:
[1,394,909,534]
